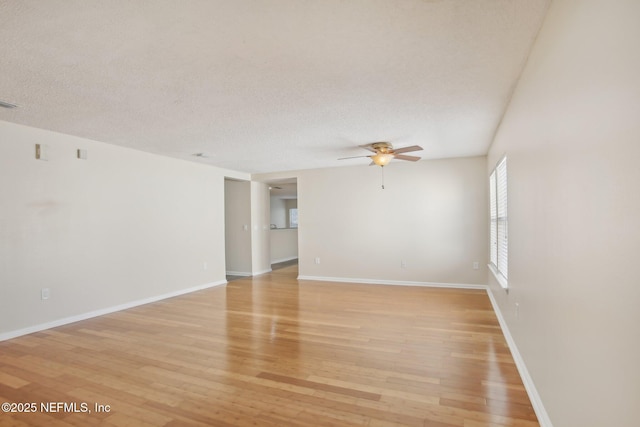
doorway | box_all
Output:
[224,178,252,281]
[267,178,298,271]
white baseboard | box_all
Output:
[296,275,486,290]
[486,288,554,427]
[0,280,227,342]
[226,271,252,276]
[271,256,298,264]
[0,271,552,427]
[227,269,273,277]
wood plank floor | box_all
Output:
[0,266,538,426]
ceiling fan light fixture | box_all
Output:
[371,153,394,166]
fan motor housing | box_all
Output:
[371,142,393,153]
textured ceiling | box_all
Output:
[0,0,549,174]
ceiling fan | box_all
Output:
[338,142,423,167]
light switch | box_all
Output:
[35,144,48,161]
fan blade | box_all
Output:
[393,145,423,154]
[338,155,372,160]
[360,144,378,153]
[394,154,421,162]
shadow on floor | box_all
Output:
[271,258,298,271]
[226,258,298,282]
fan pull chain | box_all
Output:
[381,166,385,190]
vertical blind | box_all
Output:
[490,157,508,284]
[489,172,497,266]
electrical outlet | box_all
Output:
[203,261,208,270]
[401,260,407,268]
[473,261,479,270]
[315,257,320,265]
[515,302,520,320]
[41,288,50,300]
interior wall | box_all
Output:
[276,157,488,284]
[270,229,298,263]
[224,179,252,275]
[486,0,640,425]
[269,196,287,228]
[0,121,242,337]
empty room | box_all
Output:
[1,1,638,426]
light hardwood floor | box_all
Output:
[0,266,538,426]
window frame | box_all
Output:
[489,156,508,289]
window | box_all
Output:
[489,157,508,288]
[289,208,298,228]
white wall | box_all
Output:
[270,229,298,263]
[0,121,243,337]
[224,179,252,275]
[486,1,640,425]
[269,196,287,228]
[263,157,487,285]
[269,197,297,229]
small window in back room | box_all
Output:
[489,156,508,288]
[289,208,298,228]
